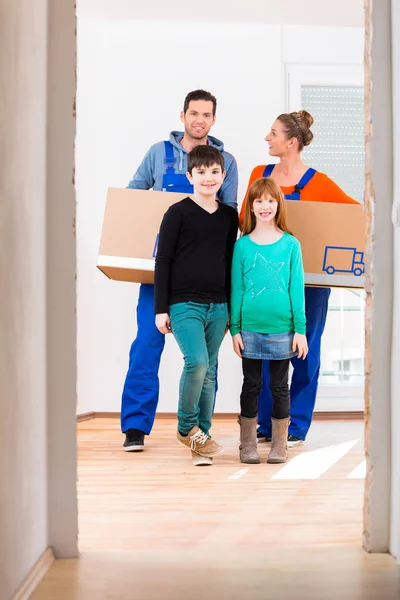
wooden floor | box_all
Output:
[32,417,400,599]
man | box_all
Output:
[121,89,238,451]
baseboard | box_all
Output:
[313,410,364,420]
[93,412,241,420]
[93,411,121,419]
[11,547,54,600]
[77,411,364,422]
[77,411,96,422]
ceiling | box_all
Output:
[76,0,364,27]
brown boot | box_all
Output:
[239,416,260,464]
[267,417,289,464]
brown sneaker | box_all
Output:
[177,426,223,458]
[191,451,213,466]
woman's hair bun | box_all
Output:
[296,109,314,130]
[277,109,315,149]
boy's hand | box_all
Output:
[293,333,308,359]
[156,313,171,335]
[232,333,244,358]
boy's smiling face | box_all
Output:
[187,163,225,197]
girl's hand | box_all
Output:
[293,333,308,359]
[232,333,244,358]
[156,313,171,335]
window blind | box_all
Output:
[301,85,364,203]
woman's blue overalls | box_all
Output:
[121,142,194,434]
[257,164,331,440]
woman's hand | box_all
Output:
[293,333,308,359]
[232,333,244,358]
[155,313,171,335]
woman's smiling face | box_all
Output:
[265,119,293,157]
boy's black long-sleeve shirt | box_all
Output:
[154,197,238,314]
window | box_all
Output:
[319,288,365,386]
[301,86,364,203]
[287,64,365,410]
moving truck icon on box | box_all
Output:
[322,246,365,277]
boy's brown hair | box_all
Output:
[187,145,224,175]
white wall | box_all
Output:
[76,18,364,414]
[46,1,79,559]
[0,2,48,597]
[392,227,400,562]
[363,0,393,554]
[390,0,400,564]
[0,3,78,596]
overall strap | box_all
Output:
[284,168,317,200]
[262,164,275,178]
[293,168,316,193]
[164,141,175,173]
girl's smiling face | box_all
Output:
[252,194,278,223]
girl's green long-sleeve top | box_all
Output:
[230,232,306,336]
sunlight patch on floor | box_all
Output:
[229,467,249,480]
[347,459,366,479]
[272,439,359,480]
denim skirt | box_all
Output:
[241,330,297,360]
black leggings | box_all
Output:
[240,358,290,420]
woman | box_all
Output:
[239,110,359,446]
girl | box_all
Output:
[239,110,359,447]
[230,177,307,464]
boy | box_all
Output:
[154,145,238,465]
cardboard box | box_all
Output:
[285,201,366,288]
[97,188,366,288]
[97,188,187,284]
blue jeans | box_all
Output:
[120,284,165,435]
[169,302,228,436]
[258,287,331,440]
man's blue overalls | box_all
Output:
[257,164,331,441]
[121,142,194,434]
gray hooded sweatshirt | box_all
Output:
[127,131,238,210]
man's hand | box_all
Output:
[292,333,308,359]
[156,313,171,335]
[232,333,244,358]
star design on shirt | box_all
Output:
[244,252,284,297]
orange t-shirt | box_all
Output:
[239,165,359,228]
